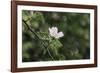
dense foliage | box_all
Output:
[22,10,90,62]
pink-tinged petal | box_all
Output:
[54,27,58,34]
[51,27,58,34]
[49,27,64,39]
[57,32,64,38]
[49,28,51,34]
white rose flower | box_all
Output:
[49,27,64,39]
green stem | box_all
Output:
[23,19,55,60]
[23,19,39,39]
[42,41,54,60]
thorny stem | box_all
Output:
[23,19,55,60]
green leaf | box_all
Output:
[55,54,66,60]
[49,39,63,50]
[31,12,45,24]
[22,10,31,21]
[37,32,51,41]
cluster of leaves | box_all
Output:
[22,10,90,62]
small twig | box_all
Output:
[46,47,55,60]
[23,19,40,39]
[23,19,55,60]
[42,41,54,60]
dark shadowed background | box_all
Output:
[22,10,90,62]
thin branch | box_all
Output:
[23,19,40,39]
[42,41,54,60]
[46,47,55,60]
[23,19,55,60]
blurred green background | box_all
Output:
[22,10,90,62]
